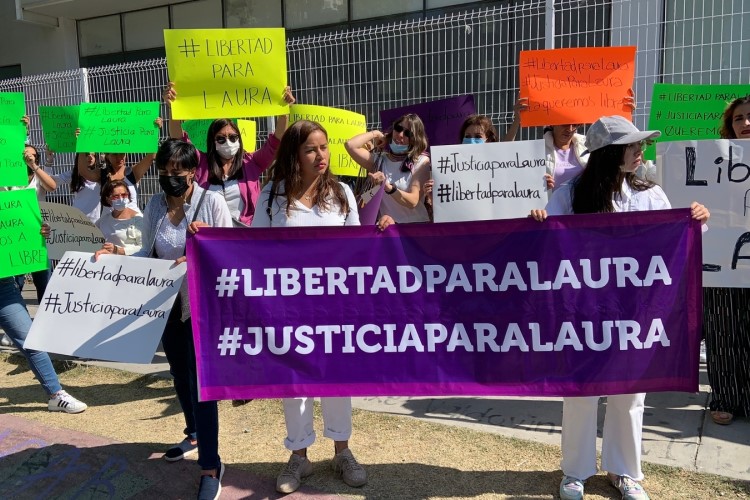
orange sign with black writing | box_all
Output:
[519,46,636,127]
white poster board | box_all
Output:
[25,251,186,363]
[431,140,548,222]
[659,139,750,288]
[39,202,106,259]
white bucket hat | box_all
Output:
[584,115,661,153]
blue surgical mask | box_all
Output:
[390,141,409,154]
[463,137,485,145]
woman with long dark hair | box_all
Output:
[531,115,709,500]
[252,120,365,494]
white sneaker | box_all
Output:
[0,334,12,347]
[48,390,88,414]
[699,340,707,364]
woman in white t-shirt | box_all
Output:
[95,179,144,255]
[51,152,103,223]
[530,116,709,500]
[252,120,365,495]
[345,113,431,224]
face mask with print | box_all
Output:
[111,198,128,211]
[216,141,240,159]
[159,174,190,197]
[463,137,485,145]
[390,141,409,154]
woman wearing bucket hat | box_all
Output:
[530,115,710,500]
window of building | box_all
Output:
[79,15,122,57]
[225,0,283,27]
[123,7,169,51]
[171,0,223,29]
[351,0,422,20]
[0,64,22,81]
[285,0,348,29]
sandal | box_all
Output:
[710,410,733,425]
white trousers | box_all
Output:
[282,397,353,451]
[560,393,646,481]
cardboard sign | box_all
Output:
[0,189,48,279]
[0,92,28,187]
[25,251,186,363]
[519,46,636,126]
[76,102,160,153]
[659,139,750,288]
[289,104,367,176]
[431,140,548,222]
[645,84,750,160]
[164,28,288,119]
[39,202,106,259]
[39,105,80,153]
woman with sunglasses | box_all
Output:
[95,180,144,255]
[530,116,710,500]
[345,113,431,224]
[163,83,295,227]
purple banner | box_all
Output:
[379,95,477,147]
[187,210,702,401]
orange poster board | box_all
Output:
[519,46,636,127]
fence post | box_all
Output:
[545,0,555,49]
[80,67,90,103]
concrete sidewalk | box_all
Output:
[4,287,749,483]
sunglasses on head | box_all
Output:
[215,134,240,144]
[393,124,413,138]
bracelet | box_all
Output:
[386,184,398,195]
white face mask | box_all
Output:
[111,198,128,210]
[216,141,240,159]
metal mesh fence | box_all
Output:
[1,0,748,208]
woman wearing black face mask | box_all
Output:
[164,82,295,226]
[96,138,232,499]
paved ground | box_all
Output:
[2,286,748,499]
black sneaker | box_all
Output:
[197,462,225,500]
[164,437,198,462]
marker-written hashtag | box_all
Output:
[178,38,200,58]
[56,258,76,277]
[437,156,450,174]
[43,293,61,313]
[436,183,452,203]
[216,268,240,297]
[217,327,242,356]
[656,111,662,119]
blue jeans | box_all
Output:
[15,267,50,303]
[161,306,220,470]
[0,277,61,396]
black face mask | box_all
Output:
[159,174,190,197]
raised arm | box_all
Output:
[273,86,296,141]
[163,82,183,139]
[385,157,430,209]
[345,130,385,171]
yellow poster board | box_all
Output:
[289,105,367,177]
[237,119,257,152]
[164,28,288,120]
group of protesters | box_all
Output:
[1,65,749,500]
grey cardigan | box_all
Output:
[135,184,232,320]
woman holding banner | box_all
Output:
[0,225,87,414]
[252,120,366,494]
[345,113,431,225]
[530,115,710,500]
[703,94,750,426]
[163,82,295,226]
[96,138,232,499]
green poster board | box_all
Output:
[0,92,28,187]
[0,189,48,279]
[76,102,160,153]
[646,84,750,160]
[39,105,80,152]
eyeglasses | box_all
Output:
[393,124,413,138]
[215,134,240,144]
